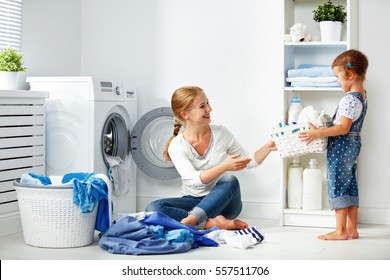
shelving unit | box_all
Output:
[281,0,357,227]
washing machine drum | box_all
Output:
[102,112,129,166]
[131,107,180,180]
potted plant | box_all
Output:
[0,47,27,90]
[313,0,347,42]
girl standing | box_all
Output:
[299,49,369,240]
[146,86,276,230]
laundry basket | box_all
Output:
[270,123,328,158]
[14,176,98,248]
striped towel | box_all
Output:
[235,226,265,243]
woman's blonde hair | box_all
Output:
[163,86,203,161]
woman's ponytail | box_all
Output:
[163,117,182,161]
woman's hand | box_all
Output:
[223,154,252,171]
[299,122,319,143]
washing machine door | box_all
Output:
[131,107,179,180]
[101,112,129,167]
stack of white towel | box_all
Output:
[286,64,339,88]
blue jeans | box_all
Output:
[145,175,242,227]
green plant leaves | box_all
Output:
[313,0,347,24]
[0,47,27,72]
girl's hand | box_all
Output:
[267,139,278,151]
[298,122,319,143]
[223,154,252,171]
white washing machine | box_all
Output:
[27,76,179,213]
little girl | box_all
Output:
[299,49,369,240]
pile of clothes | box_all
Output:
[286,64,339,88]
[21,173,265,255]
[99,211,265,255]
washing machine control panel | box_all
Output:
[95,80,136,101]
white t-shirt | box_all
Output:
[333,92,364,124]
[168,124,259,197]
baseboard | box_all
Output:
[358,204,390,225]
[0,211,22,238]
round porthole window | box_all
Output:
[101,113,129,167]
[131,107,179,180]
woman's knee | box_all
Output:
[219,174,240,192]
[145,199,164,212]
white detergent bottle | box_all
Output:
[302,158,322,210]
[288,93,303,124]
[287,157,303,209]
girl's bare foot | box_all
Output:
[205,215,248,230]
[318,230,348,240]
[348,228,359,239]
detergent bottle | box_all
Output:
[288,93,303,124]
[302,158,322,210]
[287,157,303,209]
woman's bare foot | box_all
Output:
[181,214,197,226]
[318,230,348,240]
[205,215,248,230]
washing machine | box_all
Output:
[27,76,179,213]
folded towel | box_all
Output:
[290,81,340,87]
[20,173,44,185]
[286,76,337,83]
[287,64,334,78]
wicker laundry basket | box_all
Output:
[270,123,327,158]
[14,177,98,248]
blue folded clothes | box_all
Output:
[287,64,334,78]
[19,173,52,185]
[290,81,340,87]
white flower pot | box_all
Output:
[0,71,19,90]
[319,21,342,42]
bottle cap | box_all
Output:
[309,158,317,168]
[291,94,301,103]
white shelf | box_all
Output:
[284,86,342,92]
[281,0,355,228]
[285,41,347,47]
[282,209,335,228]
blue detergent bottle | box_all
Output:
[288,93,303,124]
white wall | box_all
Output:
[22,0,82,84]
[78,0,283,218]
[21,0,390,223]
[356,0,390,224]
